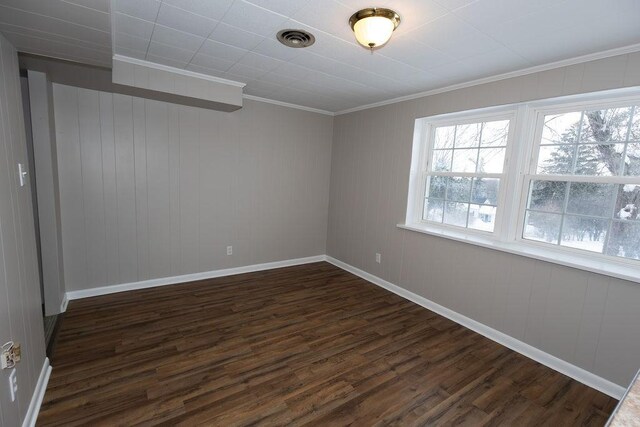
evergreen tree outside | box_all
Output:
[527,107,640,260]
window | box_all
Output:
[404,89,640,280]
[521,103,640,261]
[419,114,513,233]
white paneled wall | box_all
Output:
[53,84,333,291]
[0,34,46,425]
[327,52,640,387]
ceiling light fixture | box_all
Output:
[349,8,400,51]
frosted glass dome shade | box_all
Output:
[349,8,401,50]
[354,16,395,48]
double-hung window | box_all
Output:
[404,88,640,281]
[520,101,640,261]
[412,110,515,234]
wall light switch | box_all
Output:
[375,253,381,264]
[18,163,27,187]
[226,246,233,255]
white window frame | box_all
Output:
[407,106,518,237]
[514,95,640,268]
[402,87,640,283]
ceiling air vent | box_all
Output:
[276,29,315,48]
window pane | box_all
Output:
[471,178,500,205]
[528,180,566,213]
[432,149,452,171]
[481,120,509,147]
[455,123,481,148]
[560,215,607,253]
[615,184,640,220]
[624,143,640,176]
[523,211,562,244]
[541,112,581,145]
[422,116,511,233]
[566,182,615,218]
[423,198,444,222]
[434,126,455,149]
[537,145,574,174]
[468,204,496,232]
[580,107,632,143]
[477,148,506,173]
[452,149,478,172]
[630,107,640,141]
[606,221,640,260]
[447,177,472,202]
[444,202,469,227]
[427,175,446,199]
[575,144,623,176]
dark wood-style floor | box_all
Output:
[38,262,617,426]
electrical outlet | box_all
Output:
[375,253,381,264]
[226,246,233,256]
[9,369,17,402]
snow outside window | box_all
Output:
[418,114,513,234]
[522,104,640,262]
[405,89,640,276]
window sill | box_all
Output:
[397,223,640,284]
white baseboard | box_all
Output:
[66,255,327,300]
[325,256,626,399]
[59,293,68,313]
[22,357,51,427]
[61,253,625,399]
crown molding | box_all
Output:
[112,54,247,88]
[243,94,335,116]
[335,43,640,116]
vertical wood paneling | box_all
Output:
[574,274,610,372]
[8,47,41,398]
[540,266,589,361]
[112,94,137,284]
[99,92,119,286]
[234,104,258,263]
[53,86,333,292]
[167,105,180,277]
[327,52,640,388]
[594,280,640,385]
[0,36,31,421]
[54,85,88,292]
[145,100,171,280]
[0,34,45,425]
[197,108,222,270]
[502,255,536,340]
[177,106,199,275]
[132,97,149,281]
[78,89,107,288]
[27,71,65,316]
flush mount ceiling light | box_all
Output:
[349,8,401,51]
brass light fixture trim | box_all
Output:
[349,8,401,50]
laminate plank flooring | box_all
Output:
[38,262,617,426]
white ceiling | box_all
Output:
[1,0,639,112]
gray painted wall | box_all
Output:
[327,52,640,388]
[28,70,66,315]
[52,84,333,291]
[0,34,46,426]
